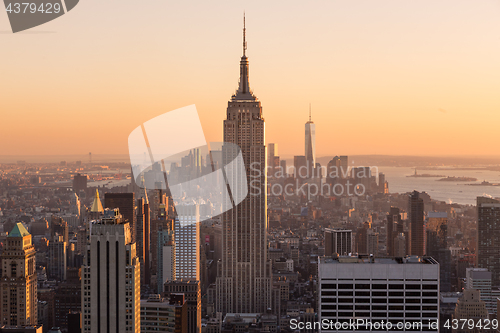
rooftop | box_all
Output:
[8,223,30,238]
[319,255,439,265]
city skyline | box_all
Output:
[1,1,500,157]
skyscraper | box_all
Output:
[0,223,37,326]
[104,192,136,243]
[324,228,352,256]
[426,212,451,292]
[409,190,425,256]
[477,196,500,285]
[136,194,151,286]
[81,209,140,333]
[174,204,200,280]
[164,280,201,333]
[305,105,315,178]
[157,228,175,294]
[48,235,67,281]
[318,255,440,332]
[216,16,271,314]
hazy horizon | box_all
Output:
[1,0,499,157]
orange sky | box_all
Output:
[1,0,500,158]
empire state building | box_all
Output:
[216,17,272,314]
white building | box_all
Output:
[81,209,140,333]
[318,255,440,332]
[465,268,495,314]
[175,204,200,280]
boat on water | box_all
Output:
[465,180,500,186]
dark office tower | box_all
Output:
[72,173,88,194]
[150,203,172,280]
[51,216,69,246]
[386,207,402,256]
[136,194,151,286]
[409,190,425,256]
[280,160,287,178]
[324,228,352,256]
[326,156,341,187]
[477,197,500,285]
[54,268,81,329]
[355,222,370,254]
[0,223,37,326]
[216,16,271,314]
[164,280,201,333]
[104,192,136,243]
[294,155,308,183]
[426,212,451,292]
[67,312,82,333]
[305,106,315,178]
[48,235,67,281]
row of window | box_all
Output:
[321,298,438,304]
[322,291,438,297]
[322,283,438,290]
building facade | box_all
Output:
[81,209,140,333]
[324,228,352,256]
[215,17,272,314]
[409,191,425,256]
[318,255,440,332]
[164,280,200,333]
[0,223,37,327]
[174,205,200,280]
[477,196,500,285]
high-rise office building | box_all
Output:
[157,228,175,294]
[318,255,440,332]
[324,228,352,256]
[48,235,67,281]
[453,289,488,333]
[0,223,37,326]
[72,173,88,194]
[164,280,201,333]
[151,203,172,280]
[466,268,495,314]
[305,106,315,178]
[81,209,140,333]
[279,160,287,178]
[426,212,451,292]
[294,155,308,183]
[366,229,379,256]
[104,192,136,243]
[51,216,69,246]
[140,294,187,333]
[54,268,81,329]
[267,143,278,179]
[136,194,151,286]
[386,207,408,257]
[477,196,500,285]
[409,190,425,256]
[174,205,200,280]
[354,222,369,254]
[215,17,271,314]
[394,233,407,257]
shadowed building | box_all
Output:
[477,197,500,285]
[409,191,425,256]
[104,193,136,243]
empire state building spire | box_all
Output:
[233,13,255,101]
